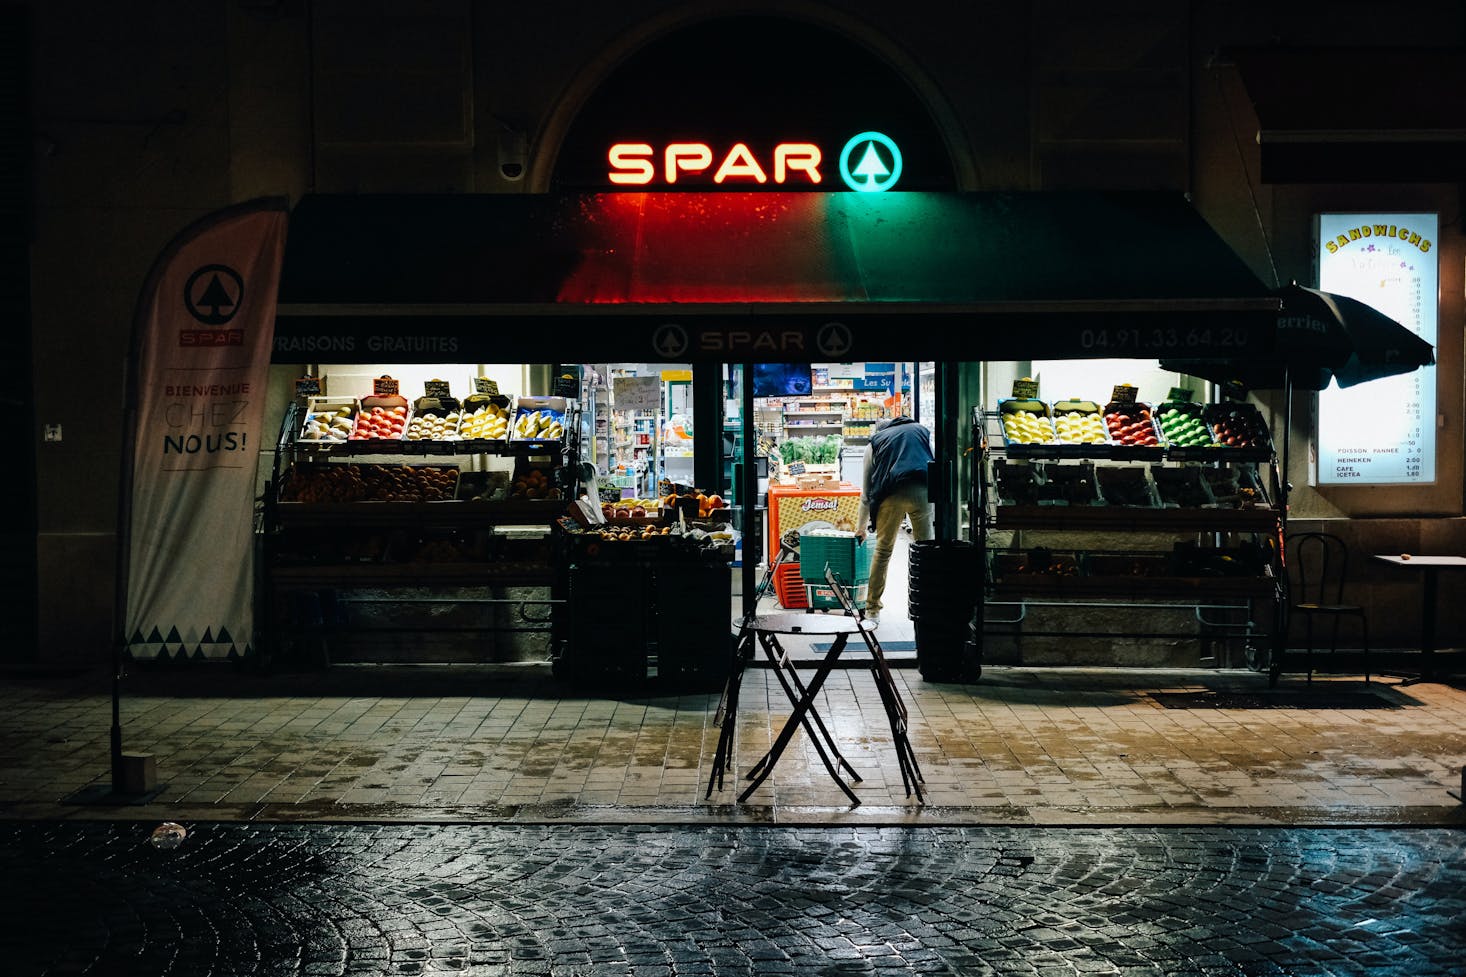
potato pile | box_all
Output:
[593,525,670,542]
[281,464,458,503]
[510,467,562,500]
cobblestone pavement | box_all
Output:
[0,820,1462,976]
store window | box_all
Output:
[1027,359,1200,408]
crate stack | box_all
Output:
[798,532,871,609]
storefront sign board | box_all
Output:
[1316,213,1438,485]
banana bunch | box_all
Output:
[460,402,510,439]
[514,409,564,440]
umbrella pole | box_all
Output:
[1280,370,1291,528]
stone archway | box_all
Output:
[529,4,975,193]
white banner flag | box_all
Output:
[124,199,288,661]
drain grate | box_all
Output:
[1150,691,1397,710]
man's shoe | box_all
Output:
[864,612,880,626]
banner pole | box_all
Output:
[91,197,288,802]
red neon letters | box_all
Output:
[608,142,823,185]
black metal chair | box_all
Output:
[1284,532,1371,683]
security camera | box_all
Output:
[498,130,527,182]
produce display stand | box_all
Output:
[261,399,582,665]
[973,406,1286,672]
[555,521,734,690]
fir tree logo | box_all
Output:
[838,132,903,192]
[184,264,244,325]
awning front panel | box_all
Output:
[275,191,1279,363]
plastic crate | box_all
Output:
[805,581,869,610]
[773,562,809,609]
[798,532,871,586]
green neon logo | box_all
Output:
[839,132,902,192]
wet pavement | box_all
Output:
[2,663,1464,826]
[1,819,1463,976]
[4,651,1466,975]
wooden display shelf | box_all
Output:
[993,504,1279,533]
[270,562,555,587]
[990,574,1277,600]
[273,500,564,526]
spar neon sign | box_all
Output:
[607,132,903,192]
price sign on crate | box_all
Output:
[473,376,500,395]
[1109,384,1139,406]
[1167,386,1195,403]
[1011,378,1040,399]
[294,376,321,397]
[373,375,400,396]
[424,379,452,400]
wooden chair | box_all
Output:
[1285,532,1371,683]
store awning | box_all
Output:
[275,191,1279,363]
[1223,46,1466,183]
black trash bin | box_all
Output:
[907,540,981,682]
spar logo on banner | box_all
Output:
[124,199,288,662]
[179,264,246,346]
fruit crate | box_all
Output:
[297,397,360,444]
[1148,464,1216,508]
[798,531,871,586]
[458,393,513,446]
[512,395,568,445]
[1154,401,1215,457]
[1096,465,1161,508]
[1102,401,1164,459]
[1048,399,1111,455]
[1201,402,1274,460]
[772,562,810,609]
[997,398,1055,455]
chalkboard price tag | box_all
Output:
[1110,384,1139,406]
[373,375,400,397]
[294,376,321,398]
[1011,378,1040,399]
[1219,380,1249,402]
[552,364,582,398]
[787,462,806,475]
[1167,386,1195,403]
[474,376,500,395]
[424,379,452,399]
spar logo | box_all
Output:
[801,498,839,511]
[180,263,245,346]
[607,132,903,192]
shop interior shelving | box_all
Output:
[971,406,1284,668]
[262,400,582,663]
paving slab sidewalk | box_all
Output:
[1,663,1463,827]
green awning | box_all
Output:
[275,191,1278,363]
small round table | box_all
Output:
[707,611,924,806]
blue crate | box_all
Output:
[798,532,871,586]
